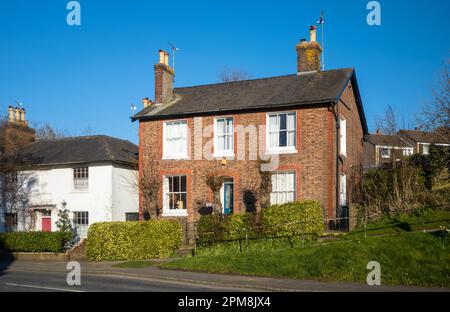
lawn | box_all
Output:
[161,230,450,288]
[347,210,450,237]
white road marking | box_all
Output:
[5,283,85,292]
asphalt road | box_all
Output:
[0,270,241,292]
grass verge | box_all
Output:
[161,231,450,288]
[112,260,159,268]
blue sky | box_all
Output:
[1,0,449,144]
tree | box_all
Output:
[219,67,251,82]
[56,200,73,233]
[34,122,66,140]
[418,60,450,130]
[206,172,224,215]
[375,105,399,135]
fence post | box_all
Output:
[301,221,305,248]
[245,229,249,253]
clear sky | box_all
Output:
[1,0,449,144]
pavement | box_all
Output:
[0,260,448,292]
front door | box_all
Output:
[42,217,51,232]
[223,182,234,215]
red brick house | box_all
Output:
[132,26,368,227]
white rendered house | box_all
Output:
[0,135,139,238]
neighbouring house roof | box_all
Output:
[22,135,138,167]
[364,134,412,148]
[132,68,368,133]
[398,130,450,145]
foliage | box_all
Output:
[86,220,182,261]
[260,200,323,238]
[0,231,72,253]
[163,232,450,288]
[55,200,73,233]
[197,201,323,245]
[219,67,251,82]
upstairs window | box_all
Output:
[73,167,88,190]
[422,144,430,155]
[214,117,234,157]
[163,120,188,159]
[267,112,296,153]
[339,117,347,156]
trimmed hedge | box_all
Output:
[260,200,324,238]
[0,231,72,253]
[86,220,182,261]
[197,200,324,245]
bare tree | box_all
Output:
[219,67,251,82]
[0,118,37,231]
[34,122,66,140]
[206,172,224,215]
[375,105,399,135]
[418,60,450,130]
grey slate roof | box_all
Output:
[364,134,412,148]
[23,135,138,167]
[398,130,450,145]
[132,68,358,120]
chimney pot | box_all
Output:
[142,97,152,108]
[309,25,317,42]
[8,106,14,123]
[158,50,165,64]
[164,51,169,66]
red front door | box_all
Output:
[42,217,51,232]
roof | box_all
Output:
[132,68,367,133]
[364,134,412,148]
[22,135,138,167]
[398,130,450,145]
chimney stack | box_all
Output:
[142,97,153,108]
[296,25,322,74]
[154,49,174,104]
[8,106,14,123]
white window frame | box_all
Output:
[402,148,414,156]
[422,143,430,155]
[213,117,234,157]
[339,117,347,157]
[73,167,89,190]
[340,174,347,207]
[163,120,189,159]
[73,211,89,238]
[380,147,390,158]
[266,112,297,154]
[270,171,296,205]
[162,175,188,216]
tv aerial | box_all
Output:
[168,42,180,72]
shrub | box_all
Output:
[197,213,259,245]
[0,231,72,253]
[260,200,323,238]
[86,220,182,261]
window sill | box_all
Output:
[162,210,188,217]
[71,189,89,193]
[162,155,190,160]
[213,151,235,159]
[266,149,297,155]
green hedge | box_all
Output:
[86,220,182,261]
[0,231,72,253]
[197,200,324,245]
[260,200,324,238]
[197,213,258,245]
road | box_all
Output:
[0,270,239,292]
[0,260,448,292]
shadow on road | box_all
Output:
[0,248,15,277]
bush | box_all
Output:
[86,220,182,261]
[0,231,72,253]
[260,200,323,238]
[197,213,258,245]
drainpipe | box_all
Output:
[333,100,340,221]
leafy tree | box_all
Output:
[56,200,73,233]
